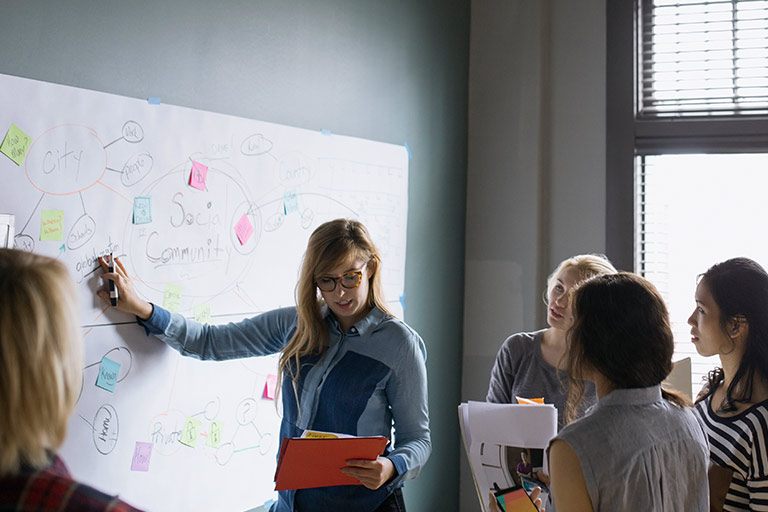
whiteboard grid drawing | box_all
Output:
[0,72,408,512]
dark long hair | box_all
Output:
[564,272,689,423]
[696,257,768,411]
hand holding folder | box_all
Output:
[274,434,389,490]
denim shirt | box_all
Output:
[140,305,431,512]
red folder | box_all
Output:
[274,436,388,491]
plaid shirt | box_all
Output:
[0,455,143,511]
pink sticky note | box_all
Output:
[189,160,208,191]
[234,213,254,245]
[131,441,152,472]
[263,374,277,400]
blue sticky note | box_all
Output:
[283,190,299,214]
[96,357,121,392]
[147,97,161,105]
[133,196,152,224]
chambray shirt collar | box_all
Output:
[596,385,663,408]
[322,305,387,337]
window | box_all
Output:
[608,0,768,396]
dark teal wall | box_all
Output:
[0,1,468,510]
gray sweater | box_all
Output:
[486,330,596,429]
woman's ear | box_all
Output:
[366,258,378,279]
[728,315,748,341]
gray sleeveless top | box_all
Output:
[548,386,709,512]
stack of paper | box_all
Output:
[459,401,557,512]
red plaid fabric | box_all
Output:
[0,456,143,511]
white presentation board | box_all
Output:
[0,72,408,512]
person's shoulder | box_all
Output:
[11,470,143,511]
[378,313,422,344]
[499,329,544,353]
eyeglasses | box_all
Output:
[316,267,365,292]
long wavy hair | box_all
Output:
[277,219,392,405]
[695,257,768,412]
[564,272,689,423]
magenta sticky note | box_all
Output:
[189,160,208,191]
[263,374,277,400]
[131,441,152,472]
[234,213,254,245]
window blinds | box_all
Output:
[640,0,768,117]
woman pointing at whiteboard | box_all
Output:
[98,218,430,512]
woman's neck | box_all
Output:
[540,327,568,369]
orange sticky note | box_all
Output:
[515,396,545,404]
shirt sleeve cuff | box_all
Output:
[385,454,407,490]
[136,303,170,336]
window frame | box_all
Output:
[606,0,768,271]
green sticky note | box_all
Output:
[163,283,183,312]
[0,124,32,166]
[180,417,201,448]
[194,303,211,324]
[40,210,64,241]
[207,420,223,448]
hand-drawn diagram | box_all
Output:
[0,72,408,512]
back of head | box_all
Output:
[0,249,82,475]
[567,272,674,393]
[700,257,768,404]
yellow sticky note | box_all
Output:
[163,283,183,312]
[180,417,201,448]
[303,431,339,439]
[207,420,223,448]
[40,210,64,241]
[194,303,211,324]
[0,124,32,166]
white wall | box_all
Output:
[462,1,606,509]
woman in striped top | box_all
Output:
[689,257,768,511]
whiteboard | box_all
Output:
[0,72,408,512]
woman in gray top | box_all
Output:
[548,273,709,512]
[486,254,616,428]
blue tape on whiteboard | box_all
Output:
[403,141,412,160]
[399,293,406,312]
[321,128,331,136]
[147,97,161,105]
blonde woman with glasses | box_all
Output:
[98,219,429,512]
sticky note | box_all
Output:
[0,124,32,166]
[95,357,121,392]
[131,441,152,471]
[40,210,64,241]
[133,196,152,224]
[147,97,161,105]
[163,283,183,312]
[515,396,545,404]
[194,303,211,324]
[283,190,299,214]
[180,417,201,447]
[189,160,208,191]
[207,420,223,448]
[263,374,277,400]
[234,213,254,245]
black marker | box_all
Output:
[108,253,118,307]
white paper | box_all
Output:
[459,401,557,512]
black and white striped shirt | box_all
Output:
[695,394,768,511]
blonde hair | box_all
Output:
[278,219,392,404]
[544,253,617,303]
[0,249,83,475]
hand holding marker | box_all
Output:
[108,253,118,306]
